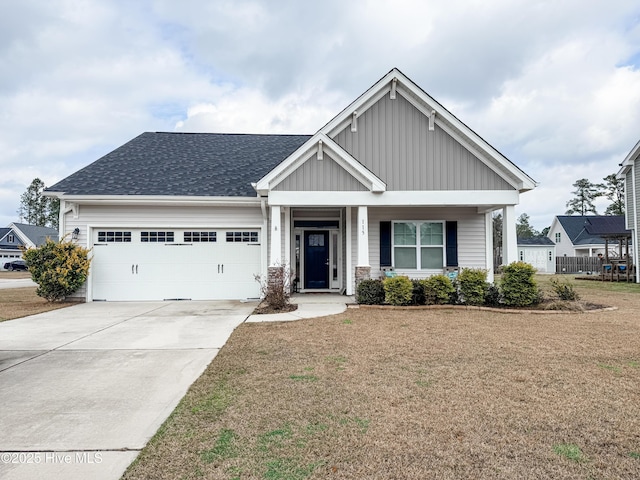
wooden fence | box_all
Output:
[555,257,602,274]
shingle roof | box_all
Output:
[556,215,630,245]
[518,237,555,246]
[47,132,312,197]
[12,223,59,246]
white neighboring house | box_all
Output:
[0,223,58,269]
[45,68,537,302]
[547,215,630,258]
[517,237,556,273]
[618,138,640,283]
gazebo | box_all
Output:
[583,218,634,281]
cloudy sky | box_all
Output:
[2,0,639,231]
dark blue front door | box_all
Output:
[304,231,329,289]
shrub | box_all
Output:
[255,263,292,310]
[383,276,413,306]
[422,275,455,305]
[550,277,580,301]
[500,261,541,307]
[23,237,91,302]
[457,268,488,306]
[411,279,426,305]
[356,279,385,305]
[484,283,502,306]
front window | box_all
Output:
[393,221,444,270]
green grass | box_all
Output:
[200,428,237,463]
[263,458,321,480]
[597,363,622,374]
[342,318,353,324]
[553,443,587,463]
[629,452,640,459]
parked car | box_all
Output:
[3,260,28,271]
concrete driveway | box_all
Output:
[0,300,255,480]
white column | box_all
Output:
[346,207,353,295]
[485,211,494,283]
[357,206,369,266]
[283,207,291,267]
[270,205,281,266]
[502,205,517,265]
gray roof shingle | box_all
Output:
[518,237,555,246]
[12,223,59,246]
[556,215,630,245]
[47,132,311,197]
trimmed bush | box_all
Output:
[356,279,385,305]
[484,283,502,307]
[411,279,426,305]
[422,275,455,305]
[457,268,488,306]
[500,261,541,307]
[383,276,413,306]
[23,237,91,302]
[550,277,580,301]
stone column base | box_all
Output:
[355,266,371,289]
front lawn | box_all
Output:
[0,287,72,322]
[123,279,640,479]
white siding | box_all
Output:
[626,170,635,230]
[547,221,575,257]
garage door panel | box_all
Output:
[90,229,262,301]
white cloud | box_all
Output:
[1,0,640,230]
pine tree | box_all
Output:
[516,213,539,239]
[17,178,59,229]
[565,178,602,215]
[601,174,624,216]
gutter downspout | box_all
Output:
[260,197,269,289]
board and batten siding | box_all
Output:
[274,152,367,191]
[366,207,487,279]
[626,170,635,230]
[63,204,264,299]
[332,92,515,192]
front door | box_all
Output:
[304,231,329,289]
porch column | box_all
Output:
[502,205,517,265]
[270,205,281,266]
[355,206,371,286]
[485,211,494,283]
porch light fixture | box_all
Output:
[72,228,80,240]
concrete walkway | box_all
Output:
[0,294,351,480]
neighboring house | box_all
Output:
[517,237,555,273]
[618,138,640,283]
[46,68,537,302]
[0,222,58,269]
[547,215,631,258]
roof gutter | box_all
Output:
[43,193,262,207]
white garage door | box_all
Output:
[91,229,262,301]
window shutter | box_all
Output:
[380,221,392,266]
[446,221,458,267]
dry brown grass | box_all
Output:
[123,281,640,480]
[0,271,31,279]
[0,287,72,321]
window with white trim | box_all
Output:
[184,231,216,242]
[226,231,259,243]
[392,221,444,270]
[8,234,14,243]
[98,231,132,243]
[141,231,174,243]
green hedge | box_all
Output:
[500,261,541,306]
[383,276,413,306]
[356,279,385,305]
[422,275,455,305]
[457,268,488,306]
